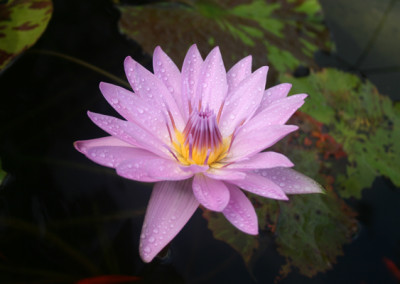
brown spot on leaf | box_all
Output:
[13,21,39,31]
[29,1,52,9]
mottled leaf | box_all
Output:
[0,0,53,72]
[281,68,400,198]
[274,193,356,278]
[115,0,331,73]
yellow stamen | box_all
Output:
[173,130,230,166]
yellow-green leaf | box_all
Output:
[0,0,53,72]
[115,0,331,72]
[281,68,400,198]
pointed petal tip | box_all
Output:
[246,227,259,235]
[73,141,85,154]
[153,46,165,58]
[124,55,133,63]
[211,45,220,52]
[244,54,252,62]
[98,81,111,93]
[293,93,308,100]
[255,65,269,76]
[223,184,259,234]
[281,194,289,201]
[87,110,94,118]
[139,246,154,263]
[287,161,295,167]
[124,56,137,71]
[207,46,222,59]
[187,43,199,53]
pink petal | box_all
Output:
[86,146,157,168]
[99,82,169,143]
[256,83,292,115]
[254,168,324,194]
[180,164,209,174]
[220,66,269,137]
[226,55,252,92]
[248,94,307,129]
[140,180,199,262]
[222,184,258,235]
[227,172,288,200]
[124,56,185,131]
[181,44,203,120]
[153,46,182,110]
[116,156,192,182]
[226,151,293,170]
[74,136,133,154]
[204,169,246,180]
[87,111,170,159]
[192,174,230,211]
[229,125,298,161]
[196,47,228,113]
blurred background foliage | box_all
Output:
[0,0,399,283]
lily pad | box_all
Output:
[0,0,53,72]
[203,111,357,278]
[281,68,400,198]
[274,193,356,278]
[115,0,331,72]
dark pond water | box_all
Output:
[1,0,399,283]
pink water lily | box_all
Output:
[75,45,323,262]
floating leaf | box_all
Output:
[0,0,53,72]
[203,111,357,278]
[281,68,400,198]
[274,193,356,278]
[115,0,331,72]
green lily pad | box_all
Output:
[274,193,356,278]
[0,0,53,72]
[203,111,357,278]
[281,68,400,198]
[115,0,331,72]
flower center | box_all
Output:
[173,109,229,166]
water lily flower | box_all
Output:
[75,45,323,262]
